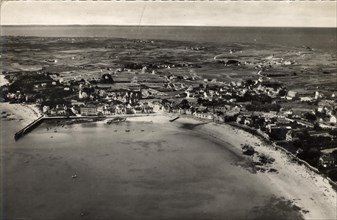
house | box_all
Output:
[57,105,68,115]
[314,91,321,99]
[244,118,253,127]
[97,104,112,115]
[25,94,36,102]
[287,90,298,100]
[42,105,50,113]
[300,97,313,102]
[133,106,143,114]
[236,115,245,124]
[143,105,153,113]
[80,105,98,116]
[193,112,213,120]
[318,154,336,169]
[70,106,79,115]
[279,109,293,118]
[276,117,292,126]
[49,109,57,116]
[71,100,85,107]
[215,106,228,113]
[185,109,194,115]
[178,108,186,115]
[330,115,337,124]
[125,105,134,114]
[214,114,225,123]
[115,105,126,114]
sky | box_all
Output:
[1,1,336,27]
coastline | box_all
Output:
[198,119,336,219]
[2,106,336,219]
[0,102,42,129]
[130,114,337,219]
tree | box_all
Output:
[304,112,317,122]
[161,99,169,105]
[100,74,114,84]
[245,79,254,86]
[328,129,337,137]
[313,122,321,131]
[278,89,287,97]
[179,99,190,109]
[298,147,321,166]
[197,97,203,105]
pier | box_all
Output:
[13,115,101,141]
[169,116,180,122]
[13,114,153,141]
[14,116,45,141]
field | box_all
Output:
[1,36,336,94]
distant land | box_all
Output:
[1,25,336,51]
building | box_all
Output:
[300,97,313,102]
[80,105,98,116]
[244,118,253,126]
[318,154,336,169]
[214,114,225,123]
[115,105,126,114]
[287,90,298,100]
[330,115,337,124]
[267,125,292,141]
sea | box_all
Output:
[1,118,305,220]
[1,26,336,51]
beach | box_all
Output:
[1,108,336,220]
[196,118,337,219]
[0,74,9,87]
[1,102,41,126]
[129,115,337,219]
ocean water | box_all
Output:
[2,119,305,220]
[1,26,336,51]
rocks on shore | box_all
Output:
[240,144,277,174]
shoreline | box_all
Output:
[2,105,336,219]
[0,102,42,128]
[130,114,337,219]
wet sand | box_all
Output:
[1,108,336,220]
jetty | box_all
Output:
[14,116,45,141]
[169,116,180,122]
[13,114,157,141]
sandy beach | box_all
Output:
[1,111,336,220]
[0,102,42,126]
[195,118,337,219]
[0,74,9,87]
[129,115,337,219]
[0,102,42,148]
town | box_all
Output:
[1,36,337,182]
